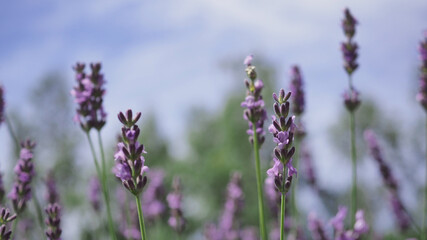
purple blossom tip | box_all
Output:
[244,55,253,66]
[167,177,185,233]
[45,203,62,240]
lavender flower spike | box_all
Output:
[341,8,359,76]
[114,109,148,195]
[0,85,4,126]
[8,139,36,213]
[88,176,102,212]
[241,55,267,145]
[45,171,59,204]
[417,32,427,110]
[71,62,107,132]
[167,177,185,233]
[289,66,305,116]
[0,207,17,240]
[45,203,62,240]
[308,213,330,240]
[267,89,297,193]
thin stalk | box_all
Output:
[33,193,46,237]
[86,133,116,240]
[10,217,18,239]
[290,137,301,233]
[280,188,286,240]
[5,115,19,148]
[252,124,268,240]
[350,111,357,226]
[135,195,147,240]
[423,115,427,240]
[97,131,116,240]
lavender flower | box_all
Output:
[353,210,369,236]
[341,8,359,76]
[343,89,361,112]
[219,173,244,240]
[301,146,317,188]
[142,169,166,221]
[0,85,4,125]
[114,109,148,195]
[267,89,297,193]
[308,213,330,240]
[330,206,348,233]
[0,172,5,202]
[45,203,62,240]
[241,55,267,145]
[0,207,16,240]
[264,176,280,218]
[88,177,102,212]
[167,177,185,233]
[364,130,398,190]
[329,207,369,240]
[45,171,59,204]
[417,32,427,110]
[390,194,410,231]
[8,140,36,213]
[289,66,305,116]
[71,62,107,132]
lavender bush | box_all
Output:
[0,4,425,240]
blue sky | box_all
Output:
[1,0,427,236]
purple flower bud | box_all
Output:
[343,89,361,112]
[329,206,348,232]
[45,203,62,240]
[241,55,267,145]
[8,140,36,214]
[353,210,369,236]
[341,8,359,77]
[244,55,253,66]
[114,110,149,196]
[390,194,410,231]
[308,213,330,240]
[142,169,166,221]
[342,8,358,40]
[417,33,427,111]
[0,85,4,126]
[71,62,107,132]
[289,66,305,116]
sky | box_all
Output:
[0,0,427,236]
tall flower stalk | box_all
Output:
[71,62,116,239]
[289,65,305,231]
[416,32,427,240]
[241,55,268,240]
[341,8,361,225]
[267,89,297,240]
[114,109,149,240]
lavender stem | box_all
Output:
[86,133,117,240]
[350,110,357,226]
[135,195,147,240]
[252,125,268,240]
[97,130,116,240]
[280,169,286,240]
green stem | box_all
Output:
[290,137,301,233]
[423,116,427,240]
[86,133,116,240]
[252,124,268,240]
[280,190,286,240]
[10,218,18,239]
[135,195,147,240]
[32,193,46,238]
[350,110,357,226]
[97,131,116,240]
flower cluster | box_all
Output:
[417,33,427,110]
[267,89,297,193]
[364,130,410,230]
[8,140,36,213]
[71,62,107,132]
[45,203,62,240]
[0,207,16,240]
[0,85,4,125]
[329,206,369,240]
[143,169,166,221]
[114,109,149,195]
[88,176,102,212]
[167,177,185,233]
[241,55,267,145]
[341,8,358,76]
[343,89,360,112]
[290,66,305,116]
